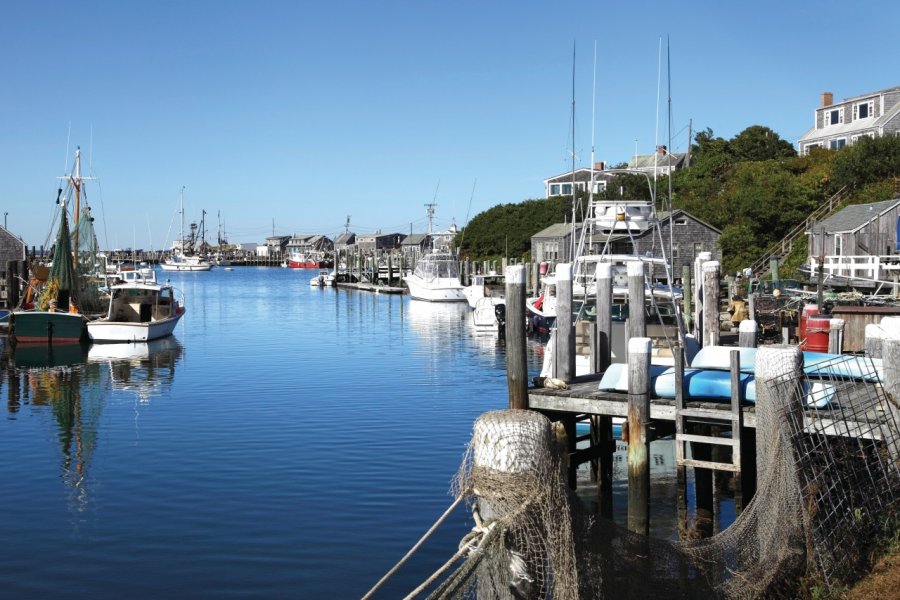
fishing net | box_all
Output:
[430,347,900,599]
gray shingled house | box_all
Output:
[798,87,900,155]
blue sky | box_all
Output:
[2,0,897,249]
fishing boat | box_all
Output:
[87,267,185,343]
[287,251,317,269]
[161,187,212,272]
[527,193,684,334]
[11,147,105,345]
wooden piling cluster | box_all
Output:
[501,254,772,535]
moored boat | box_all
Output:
[87,267,185,343]
[404,249,466,302]
[160,187,212,272]
[11,147,104,345]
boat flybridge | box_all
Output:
[528,169,687,357]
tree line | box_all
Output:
[456,126,900,276]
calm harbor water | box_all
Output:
[0,266,690,598]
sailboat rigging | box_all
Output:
[160,187,212,272]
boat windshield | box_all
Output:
[414,254,460,281]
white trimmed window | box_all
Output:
[834,234,843,256]
[853,100,875,120]
[829,138,846,150]
[825,107,844,126]
[549,184,561,196]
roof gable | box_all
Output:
[814,198,900,233]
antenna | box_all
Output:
[63,122,71,174]
[344,215,351,234]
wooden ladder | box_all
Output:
[674,348,745,517]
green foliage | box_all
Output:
[458,124,900,274]
[832,135,900,190]
[456,195,572,260]
[730,125,797,162]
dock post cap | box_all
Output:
[597,262,612,278]
[556,263,572,280]
[702,261,720,272]
[829,318,845,330]
[756,345,803,380]
[739,319,758,333]
[628,337,652,354]
[505,264,525,284]
[626,261,645,277]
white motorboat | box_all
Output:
[472,296,504,333]
[404,250,466,302]
[463,272,505,308]
[309,269,331,287]
[87,267,185,343]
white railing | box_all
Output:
[810,255,900,282]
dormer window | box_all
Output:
[825,107,844,126]
[853,100,875,120]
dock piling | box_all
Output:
[556,263,575,382]
[626,261,646,341]
[702,261,721,348]
[505,265,528,409]
[596,263,612,373]
[626,337,652,536]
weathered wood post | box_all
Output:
[694,252,712,345]
[702,261,721,348]
[556,263,575,382]
[739,319,758,348]
[505,266,528,409]
[674,343,688,528]
[770,258,780,285]
[879,336,900,462]
[747,292,756,322]
[865,324,883,359]
[626,260,646,341]
[627,337,652,536]
[828,318,844,354]
[682,265,693,336]
[595,262,613,373]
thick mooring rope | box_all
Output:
[361,495,464,600]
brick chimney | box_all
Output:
[821,92,833,107]
[594,161,606,170]
[657,145,667,155]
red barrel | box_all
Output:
[799,304,819,342]
[803,317,831,352]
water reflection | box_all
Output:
[3,338,184,517]
[404,299,470,336]
[88,337,183,403]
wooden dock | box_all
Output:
[335,282,406,294]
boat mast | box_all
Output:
[58,146,94,271]
[179,186,186,254]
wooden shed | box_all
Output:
[0,227,27,309]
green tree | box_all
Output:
[729,125,797,162]
[832,135,900,190]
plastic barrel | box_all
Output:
[803,316,831,352]
[799,304,819,342]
